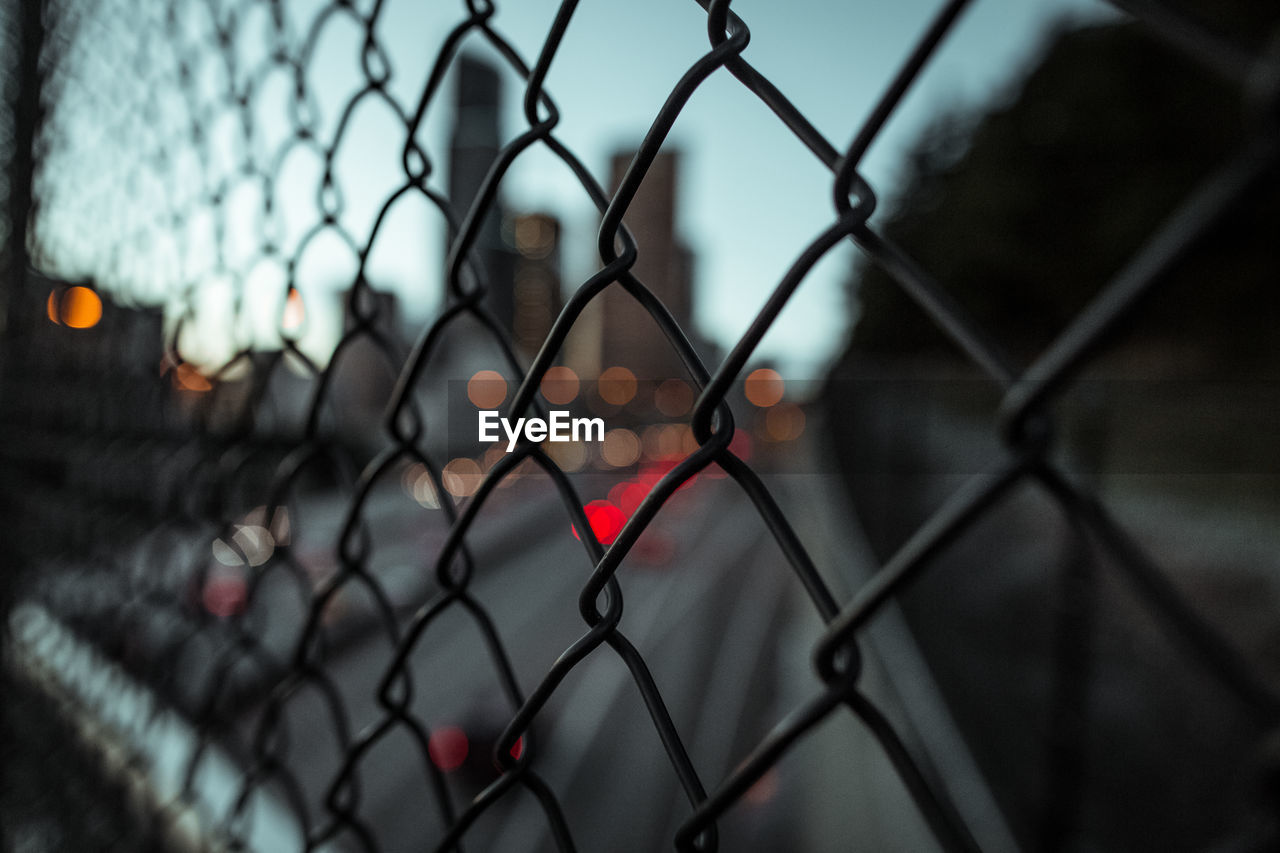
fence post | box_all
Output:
[3,0,44,330]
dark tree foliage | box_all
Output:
[844,11,1279,372]
[820,10,1280,852]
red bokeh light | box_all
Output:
[616,481,650,514]
[510,736,524,761]
[202,575,246,618]
[572,499,626,545]
[428,725,470,772]
[638,463,665,486]
[585,500,625,545]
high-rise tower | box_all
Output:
[446,56,515,335]
[597,150,697,381]
[511,212,564,361]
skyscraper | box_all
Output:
[446,56,515,337]
[511,212,564,362]
[597,149,698,381]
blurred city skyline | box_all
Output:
[36,0,1110,375]
[311,0,1109,377]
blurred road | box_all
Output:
[226,470,802,852]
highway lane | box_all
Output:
[27,445,978,852]
[479,486,797,853]
[220,470,802,852]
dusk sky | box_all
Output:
[321,0,1112,374]
[41,0,1114,373]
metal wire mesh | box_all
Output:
[2,0,1279,851]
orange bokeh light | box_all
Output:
[540,365,579,405]
[654,378,693,417]
[764,402,806,441]
[597,366,637,406]
[600,428,641,468]
[467,370,507,409]
[53,286,103,329]
[174,363,213,392]
[515,216,555,258]
[283,287,306,331]
[544,439,587,473]
[441,457,483,498]
[744,368,784,407]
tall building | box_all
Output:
[511,212,564,362]
[596,150,699,381]
[337,286,403,393]
[446,56,516,339]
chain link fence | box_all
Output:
[2,0,1279,851]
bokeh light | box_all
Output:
[211,538,244,566]
[202,571,247,619]
[545,438,587,472]
[574,500,626,545]
[482,446,516,487]
[242,505,292,545]
[282,287,306,331]
[764,402,806,441]
[654,378,693,417]
[744,368,784,407]
[59,286,103,329]
[641,424,666,460]
[601,428,641,468]
[608,480,651,517]
[660,425,686,459]
[173,362,213,392]
[514,215,555,258]
[402,462,425,497]
[677,424,699,456]
[441,457,483,498]
[540,365,579,405]
[597,366,637,406]
[428,726,469,771]
[403,464,441,508]
[231,523,275,566]
[467,370,507,409]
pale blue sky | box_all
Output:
[337,0,1110,374]
[42,0,1114,371]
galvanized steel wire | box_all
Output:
[3,0,1279,851]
